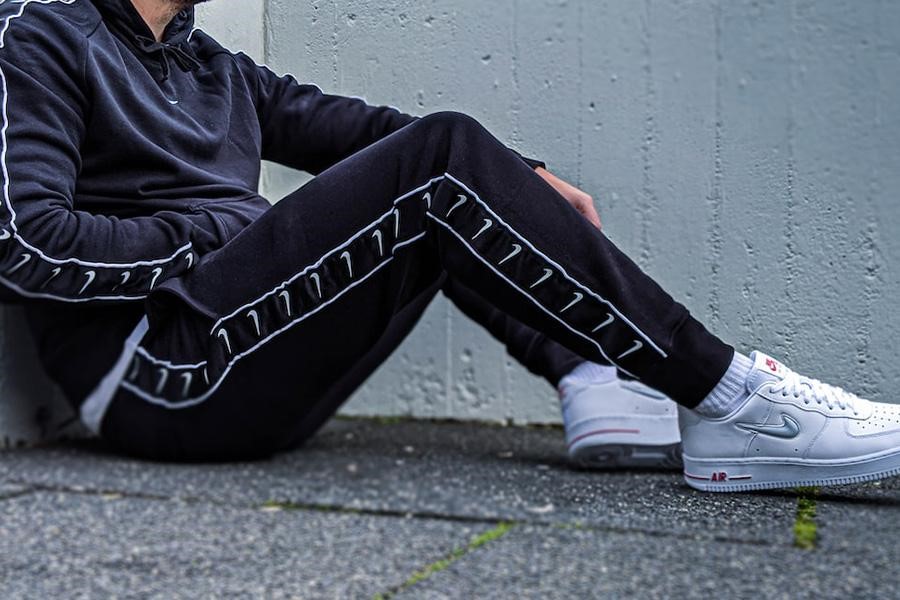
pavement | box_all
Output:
[0,418,898,599]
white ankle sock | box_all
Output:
[693,352,754,418]
[559,362,618,393]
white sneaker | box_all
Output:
[680,351,900,492]
[561,378,682,468]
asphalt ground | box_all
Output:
[1,418,897,599]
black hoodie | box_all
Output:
[0,0,435,304]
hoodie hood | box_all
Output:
[92,0,199,81]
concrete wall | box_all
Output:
[2,0,898,444]
[263,0,900,423]
[196,0,266,62]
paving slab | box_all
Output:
[1,420,898,598]
[0,491,488,599]
[0,420,804,544]
[396,525,893,600]
[813,484,900,556]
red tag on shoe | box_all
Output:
[752,352,787,380]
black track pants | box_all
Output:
[441,278,586,387]
[88,111,733,461]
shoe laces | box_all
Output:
[769,371,860,415]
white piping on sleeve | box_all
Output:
[0,0,194,276]
[0,275,146,302]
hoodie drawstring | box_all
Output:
[133,35,202,81]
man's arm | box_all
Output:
[240,57,415,175]
[236,55,548,176]
[0,18,197,303]
[236,55,599,227]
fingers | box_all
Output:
[534,167,602,229]
[576,194,602,230]
[584,204,602,230]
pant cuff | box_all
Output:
[640,316,734,408]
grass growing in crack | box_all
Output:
[374,522,514,599]
[793,486,819,550]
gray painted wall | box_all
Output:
[2,0,898,444]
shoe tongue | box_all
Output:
[746,351,787,392]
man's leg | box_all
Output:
[441,277,586,386]
[91,111,900,493]
[94,110,730,461]
[443,278,681,468]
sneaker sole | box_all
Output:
[682,449,900,492]
[567,414,682,469]
[571,442,683,469]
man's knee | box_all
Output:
[415,110,489,138]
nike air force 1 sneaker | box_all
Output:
[561,378,682,469]
[680,351,900,492]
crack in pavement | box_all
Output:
[749,487,900,509]
[374,522,516,600]
[4,480,780,549]
[0,486,32,502]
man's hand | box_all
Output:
[535,167,602,230]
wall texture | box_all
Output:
[2,0,898,444]
[263,0,900,423]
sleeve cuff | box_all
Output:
[508,148,546,170]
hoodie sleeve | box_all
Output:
[246,60,415,175]
[0,12,198,304]
[238,56,545,175]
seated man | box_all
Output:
[4,0,899,493]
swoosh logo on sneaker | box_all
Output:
[736,413,801,439]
